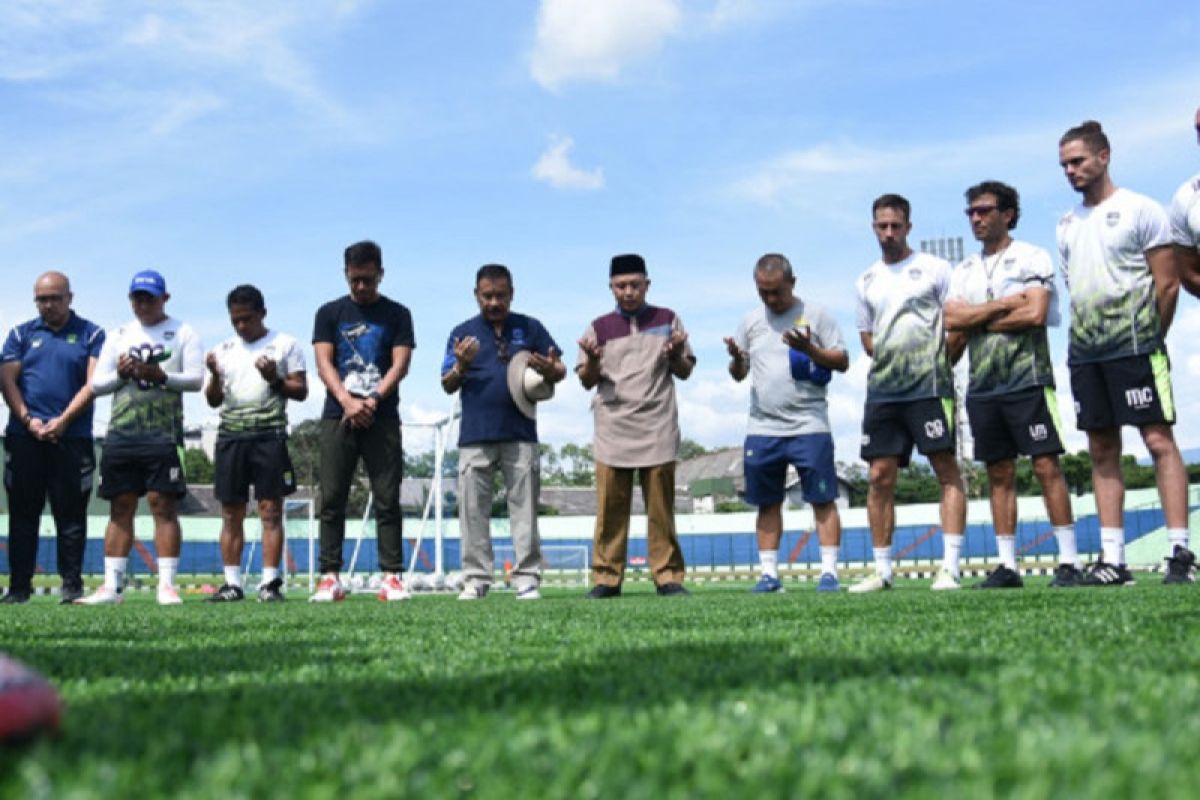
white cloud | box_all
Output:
[531,136,606,191]
[0,2,357,126]
[529,0,682,91]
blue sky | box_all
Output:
[2,0,1199,460]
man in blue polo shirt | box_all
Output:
[441,264,564,600]
[1,272,104,604]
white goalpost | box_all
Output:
[309,404,460,592]
[492,544,590,586]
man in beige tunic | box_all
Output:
[576,253,695,598]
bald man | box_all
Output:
[1,272,105,604]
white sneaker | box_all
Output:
[516,585,542,601]
[309,575,347,603]
[377,574,411,602]
[457,583,489,601]
[75,585,124,605]
[848,572,893,594]
[931,568,961,591]
[157,584,183,605]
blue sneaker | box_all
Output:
[816,573,840,592]
[751,574,784,593]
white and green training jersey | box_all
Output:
[211,330,306,437]
[92,316,203,446]
[1056,188,1171,364]
[855,251,953,402]
[947,239,1058,398]
[1170,173,1200,250]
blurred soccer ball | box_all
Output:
[0,654,62,744]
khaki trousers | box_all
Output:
[458,442,541,591]
[592,461,686,587]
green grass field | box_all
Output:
[2,579,1198,798]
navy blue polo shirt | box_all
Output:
[442,313,558,446]
[1,312,105,439]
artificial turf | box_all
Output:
[1,578,1198,798]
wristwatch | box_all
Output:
[368,390,383,403]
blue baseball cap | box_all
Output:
[129,270,167,296]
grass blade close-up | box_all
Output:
[2,580,1198,798]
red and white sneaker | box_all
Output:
[309,575,347,603]
[75,585,124,605]
[157,585,183,606]
[377,574,411,602]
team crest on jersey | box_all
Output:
[164,330,175,340]
[907,268,922,281]
[1106,211,1120,227]
[31,338,43,348]
[66,334,78,344]
[862,273,875,289]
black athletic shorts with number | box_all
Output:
[1069,351,1175,431]
[860,397,955,466]
[966,386,1064,464]
[98,442,187,499]
[214,434,297,504]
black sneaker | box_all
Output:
[1080,560,1135,587]
[1163,545,1196,585]
[585,584,621,599]
[59,585,84,605]
[1048,563,1084,588]
[974,565,1024,589]
[257,578,286,603]
[1,590,31,605]
[656,582,689,597]
[207,584,245,602]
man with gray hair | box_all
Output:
[725,254,849,592]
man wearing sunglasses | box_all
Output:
[943,181,1083,589]
[311,240,415,602]
[577,254,695,598]
[1,272,104,604]
[1056,120,1192,585]
[78,270,203,606]
[441,264,564,601]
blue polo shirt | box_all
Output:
[1,312,105,439]
[442,313,558,446]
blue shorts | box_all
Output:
[743,434,838,507]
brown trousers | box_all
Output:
[592,461,686,587]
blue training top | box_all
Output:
[1,312,105,439]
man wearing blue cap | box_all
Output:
[77,270,203,606]
[1,272,104,604]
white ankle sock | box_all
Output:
[261,566,280,586]
[223,565,242,587]
[1053,525,1080,569]
[104,557,127,592]
[873,547,893,581]
[759,549,779,579]
[1167,528,1190,553]
[820,546,838,577]
[1100,527,1125,565]
[996,535,1017,570]
[159,557,179,588]
[942,533,963,576]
